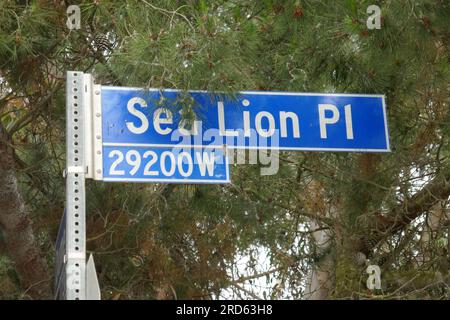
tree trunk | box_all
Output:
[304,219,334,299]
[0,124,52,299]
[303,180,336,300]
[417,202,444,266]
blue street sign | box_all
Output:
[54,209,67,299]
[102,145,229,183]
[101,87,389,152]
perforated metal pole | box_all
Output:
[65,71,87,300]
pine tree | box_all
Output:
[0,0,448,299]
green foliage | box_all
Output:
[0,0,448,299]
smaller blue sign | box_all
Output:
[54,209,67,298]
[102,146,229,183]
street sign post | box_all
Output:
[60,71,390,300]
[64,71,88,300]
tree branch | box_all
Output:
[230,283,263,300]
[381,167,450,235]
[367,166,450,252]
[7,84,61,135]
